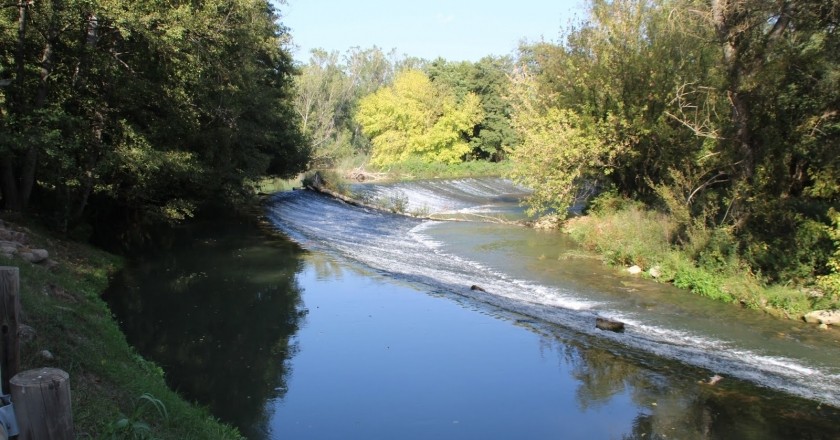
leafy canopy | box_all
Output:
[355,70,483,167]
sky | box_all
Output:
[279,0,586,63]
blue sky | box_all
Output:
[279,0,586,63]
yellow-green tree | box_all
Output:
[355,69,482,167]
[507,69,623,217]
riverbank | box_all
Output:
[561,194,840,325]
[0,216,242,439]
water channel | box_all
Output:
[105,178,840,439]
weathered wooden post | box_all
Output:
[10,368,73,439]
[0,267,20,393]
[0,267,73,438]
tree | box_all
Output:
[507,69,620,216]
[355,69,483,167]
[427,56,518,161]
[0,0,308,229]
[293,49,355,166]
[511,0,840,285]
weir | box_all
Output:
[267,178,840,408]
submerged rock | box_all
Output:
[596,317,625,333]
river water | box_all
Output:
[106,178,840,439]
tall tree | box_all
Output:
[355,69,483,167]
[0,0,308,228]
[427,56,518,161]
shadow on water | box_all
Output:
[103,211,307,438]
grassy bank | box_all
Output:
[1,217,241,439]
[562,195,839,320]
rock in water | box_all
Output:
[596,317,625,333]
[470,285,486,292]
[804,310,840,326]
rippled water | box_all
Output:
[267,179,840,408]
[105,179,840,439]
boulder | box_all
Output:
[19,248,48,264]
[596,317,625,333]
[627,265,643,275]
[470,285,486,292]
[648,266,662,279]
[533,214,562,230]
[0,228,26,243]
[803,310,840,326]
[0,240,20,258]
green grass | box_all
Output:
[253,176,302,194]
[562,197,839,319]
[372,159,511,180]
[2,218,242,439]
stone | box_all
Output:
[39,349,54,361]
[648,266,662,279]
[804,310,840,326]
[627,265,643,275]
[707,374,724,385]
[17,324,36,344]
[533,214,562,230]
[470,285,486,292]
[30,248,48,262]
[0,228,26,243]
[596,317,625,333]
[18,248,48,264]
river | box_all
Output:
[105,178,840,439]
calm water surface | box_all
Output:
[106,181,840,439]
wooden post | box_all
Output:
[0,267,20,394]
[10,368,73,440]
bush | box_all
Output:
[374,158,510,180]
[302,170,350,195]
[762,286,813,316]
[565,194,676,269]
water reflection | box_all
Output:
[102,206,840,439]
[532,325,840,440]
[104,213,307,438]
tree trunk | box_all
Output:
[0,158,20,212]
[710,0,792,225]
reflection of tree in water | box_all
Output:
[104,214,308,439]
[539,330,840,440]
[306,251,347,280]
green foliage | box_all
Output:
[660,252,734,303]
[3,220,242,439]
[426,57,518,161]
[0,0,308,230]
[762,286,814,316]
[378,157,510,180]
[513,0,840,293]
[355,69,484,167]
[104,393,169,440]
[565,194,675,268]
[302,170,349,195]
[507,70,621,217]
[817,209,840,297]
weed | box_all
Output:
[104,393,169,440]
